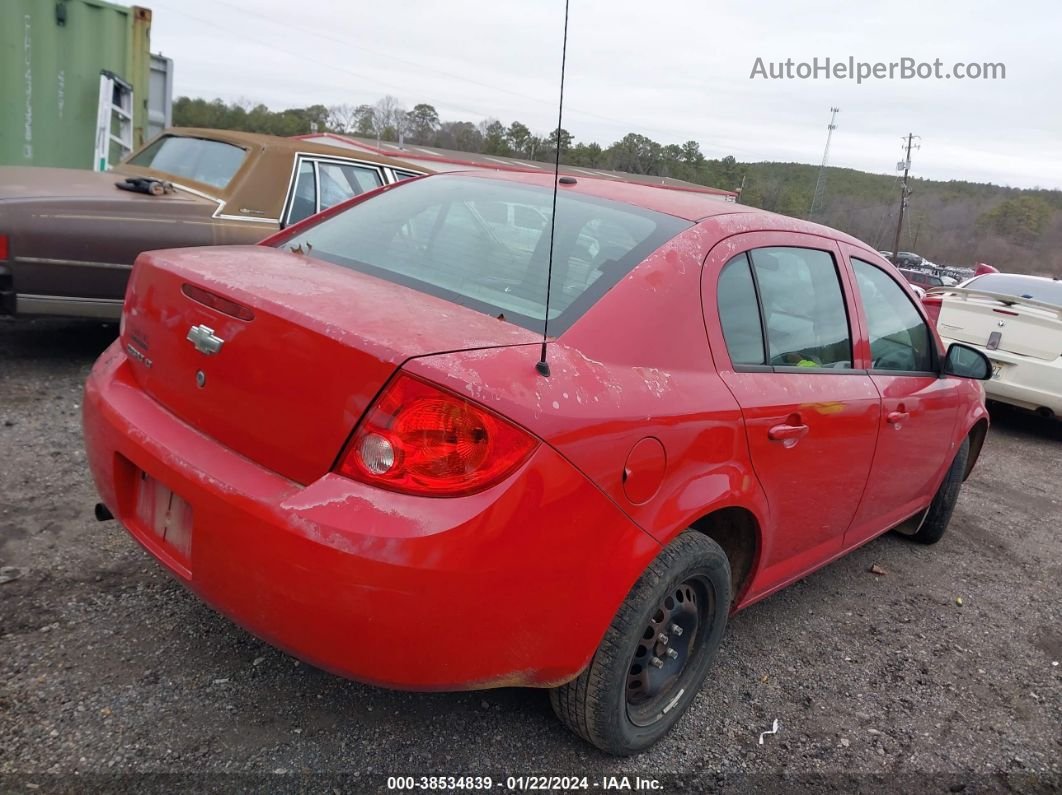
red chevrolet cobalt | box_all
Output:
[83,172,992,754]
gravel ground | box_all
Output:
[1,316,1059,794]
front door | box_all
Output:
[844,252,962,544]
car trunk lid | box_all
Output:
[121,245,539,484]
[935,288,1062,361]
[0,166,207,205]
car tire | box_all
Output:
[550,531,731,755]
[908,436,970,545]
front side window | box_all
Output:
[853,258,934,372]
[127,135,246,189]
[282,175,690,334]
[750,247,852,368]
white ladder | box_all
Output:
[94,71,134,172]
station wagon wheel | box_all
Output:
[550,532,731,755]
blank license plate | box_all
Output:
[135,471,193,559]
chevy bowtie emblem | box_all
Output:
[187,324,224,355]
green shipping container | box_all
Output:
[0,0,152,169]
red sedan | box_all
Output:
[83,171,992,755]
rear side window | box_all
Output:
[717,254,765,365]
[753,248,852,368]
[716,247,852,370]
[853,258,934,372]
[127,135,246,188]
[282,175,690,334]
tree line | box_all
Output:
[173,95,1062,276]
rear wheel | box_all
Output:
[907,436,970,545]
[550,532,730,755]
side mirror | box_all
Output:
[943,343,992,380]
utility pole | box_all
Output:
[891,133,920,263]
[809,107,839,219]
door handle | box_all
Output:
[768,423,809,441]
[887,410,910,425]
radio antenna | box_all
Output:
[535,0,571,378]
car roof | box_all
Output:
[449,170,872,246]
[158,127,426,172]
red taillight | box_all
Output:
[0,234,9,260]
[181,283,255,321]
[336,373,538,497]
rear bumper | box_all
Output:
[941,335,1062,415]
[83,342,659,690]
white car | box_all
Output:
[929,273,1062,418]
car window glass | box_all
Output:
[968,273,1062,305]
[282,175,689,334]
[470,200,508,225]
[853,258,934,372]
[287,160,318,225]
[750,247,852,368]
[127,135,246,188]
[318,162,382,211]
[717,254,765,365]
[514,204,547,231]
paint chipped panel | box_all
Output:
[407,222,765,542]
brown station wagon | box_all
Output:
[0,128,426,319]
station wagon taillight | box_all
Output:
[336,373,538,497]
[0,234,9,261]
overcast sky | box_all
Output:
[150,0,1062,190]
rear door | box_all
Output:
[703,232,881,593]
[843,250,961,545]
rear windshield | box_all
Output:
[967,274,1062,306]
[126,135,247,189]
[281,175,691,334]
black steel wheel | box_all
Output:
[550,532,731,755]
[625,576,710,726]
[905,436,970,545]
